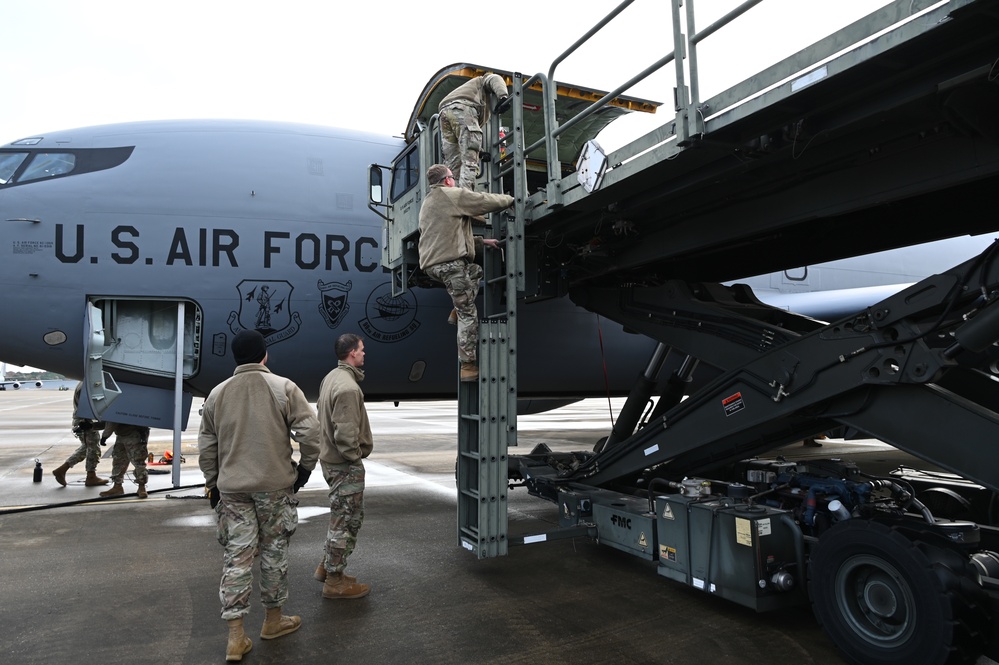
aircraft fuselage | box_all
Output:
[0,120,655,402]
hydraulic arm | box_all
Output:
[553,242,999,491]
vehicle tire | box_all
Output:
[808,519,987,665]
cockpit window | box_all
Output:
[390,145,419,202]
[0,146,133,188]
[19,153,76,182]
[0,152,27,184]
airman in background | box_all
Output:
[51,383,108,487]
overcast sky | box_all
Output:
[3,0,891,148]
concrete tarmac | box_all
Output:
[0,390,991,665]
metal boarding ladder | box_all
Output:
[455,77,529,559]
[453,0,686,556]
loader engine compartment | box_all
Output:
[524,451,999,625]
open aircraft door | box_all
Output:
[82,301,122,421]
[79,298,197,430]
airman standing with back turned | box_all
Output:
[438,72,509,191]
[199,329,319,662]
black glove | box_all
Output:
[99,437,108,446]
[208,486,220,509]
[293,465,311,493]
[494,95,511,115]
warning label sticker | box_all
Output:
[722,392,745,416]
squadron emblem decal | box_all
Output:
[226,279,301,345]
[318,279,352,329]
[359,282,420,343]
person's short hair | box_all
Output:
[232,329,267,365]
[335,333,363,361]
[426,164,449,185]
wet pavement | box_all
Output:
[0,390,992,664]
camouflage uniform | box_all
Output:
[418,182,513,365]
[321,461,365,574]
[216,489,299,620]
[64,429,102,472]
[66,383,103,473]
[104,423,150,485]
[439,102,483,192]
[425,259,483,364]
[438,73,509,191]
[317,360,373,578]
[199,357,320,623]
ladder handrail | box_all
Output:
[546,0,636,84]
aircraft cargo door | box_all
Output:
[81,298,199,429]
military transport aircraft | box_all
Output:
[0,117,992,427]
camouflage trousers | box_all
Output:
[215,489,299,621]
[440,102,482,191]
[109,431,149,484]
[321,461,365,575]
[64,429,101,472]
[425,259,482,364]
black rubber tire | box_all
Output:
[808,519,987,665]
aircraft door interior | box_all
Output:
[90,298,201,379]
[80,298,200,428]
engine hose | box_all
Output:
[779,513,806,590]
[871,478,936,524]
[646,477,674,513]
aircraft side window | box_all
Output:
[19,152,76,182]
[0,152,28,184]
[390,146,420,202]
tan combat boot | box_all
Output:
[225,618,252,662]
[313,561,355,584]
[322,572,370,599]
[260,607,301,640]
[52,464,70,487]
[99,483,124,498]
[460,363,478,382]
[84,471,109,486]
[137,484,148,499]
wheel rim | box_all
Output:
[834,553,917,646]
